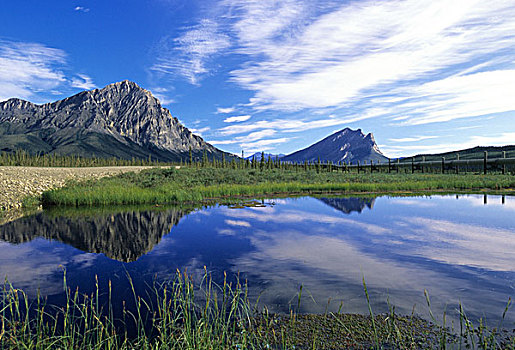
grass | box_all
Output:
[1,271,513,349]
[41,167,515,207]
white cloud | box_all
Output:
[223,115,251,123]
[217,107,236,114]
[225,201,515,317]
[218,228,237,236]
[0,40,67,101]
[153,94,175,105]
[209,129,289,152]
[0,40,96,102]
[152,0,515,151]
[391,70,515,126]
[74,6,90,13]
[457,194,515,211]
[219,112,378,136]
[70,74,96,90]
[210,132,291,152]
[189,126,210,136]
[226,0,515,117]
[149,87,175,104]
[225,219,251,227]
[239,137,291,153]
[208,139,236,145]
[389,135,438,143]
[151,19,231,84]
[468,132,515,147]
[210,129,276,144]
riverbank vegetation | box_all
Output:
[1,271,513,349]
[41,166,515,207]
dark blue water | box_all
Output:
[1,194,514,327]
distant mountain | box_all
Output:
[245,152,285,161]
[282,128,388,164]
[0,81,227,161]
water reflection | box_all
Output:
[318,197,375,214]
[0,207,188,262]
[221,198,515,322]
[0,195,513,327]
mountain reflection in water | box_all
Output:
[0,207,188,262]
[318,197,375,214]
[0,197,375,262]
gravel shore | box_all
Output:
[0,166,156,211]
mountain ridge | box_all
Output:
[282,127,388,163]
[0,81,226,161]
[245,152,285,161]
[1,82,392,163]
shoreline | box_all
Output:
[0,165,160,211]
[41,166,515,207]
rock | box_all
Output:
[0,81,227,161]
[282,127,388,164]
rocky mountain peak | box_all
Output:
[282,127,388,164]
[1,98,35,110]
[0,81,225,161]
[365,132,376,143]
[98,80,151,97]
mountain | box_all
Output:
[282,128,388,164]
[0,81,226,161]
[245,152,285,161]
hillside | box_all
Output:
[401,145,515,162]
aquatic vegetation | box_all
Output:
[0,271,513,349]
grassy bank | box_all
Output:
[41,167,515,207]
[1,271,513,349]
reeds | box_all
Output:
[1,271,513,349]
[0,269,258,349]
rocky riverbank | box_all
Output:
[0,166,156,211]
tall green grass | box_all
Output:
[1,272,513,349]
[42,167,515,207]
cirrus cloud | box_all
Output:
[223,115,251,123]
[0,39,95,102]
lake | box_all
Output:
[1,194,514,328]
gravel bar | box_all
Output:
[0,166,157,211]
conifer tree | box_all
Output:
[189,147,193,166]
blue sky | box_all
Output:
[1,0,514,157]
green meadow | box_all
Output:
[41,166,515,207]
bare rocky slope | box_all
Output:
[0,80,225,161]
[282,128,388,164]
